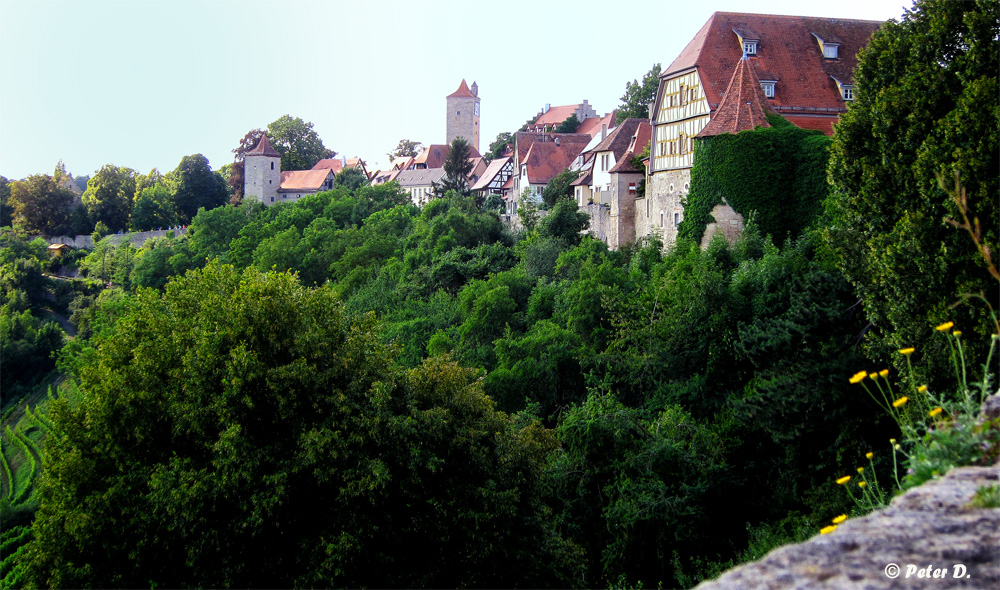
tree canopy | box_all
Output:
[616,63,661,124]
[435,137,473,198]
[555,114,581,133]
[826,0,999,378]
[266,115,336,171]
[388,139,423,159]
[8,175,74,234]
[81,165,138,233]
[170,154,228,223]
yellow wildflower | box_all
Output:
[918,385,928,393]
[820,525,837,534]
[869,373,879,381]
[857,467,864,473]
[898,347,915,355]
[832,514,847,524]
[889,438,896,444]
[892,396,908,408]
[859,481,867,488]
[929,407,943,417]
[935,321,954,332]
[836,475,851,485]
[879,369,889,378]
[849,371,868,384]
[865,452,874,459]
[894,444,902,451]
[953,330,962,337]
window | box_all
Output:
[658,142,667,156]
[743,40,757,55]
[674,213,680,226]
[842,85,855,101]
[270,162,274,170]
[679,133,686,155]
[761,81,776,98]
[270,196,274,202]
[823,44,839,59]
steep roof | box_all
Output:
[533,104,581,128]
[470,156,512,192]
[279,169,333,192]
[593,118,644,158]
[394,168,446,188]
[247,134,281,158]
[514,131,592,167]
[609,121,652,173]
[312,158,344,174]
[662,12,882,115]
[520,141,578,185]
[412,145,450,168]
[447,79,476,98]
[697,57,774,137]
[577,111,617,138]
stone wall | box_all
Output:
[700,203,745,249]
[583,203,612,244]
[44,227,188,250]
[638,168,689,247]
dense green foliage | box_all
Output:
[555,114,581,133]
[826,0,999,382]
[435,137,474,198]
[7,176,75,235]
[681,114,831,244]
[616,63,662,123]
[541,168,579,208]
[266,114,336,172]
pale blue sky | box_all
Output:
[0,0,912,181]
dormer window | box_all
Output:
[760,81,776,98]
[823,43,840,59]
[842,85,855,101]
[743,40,758,55]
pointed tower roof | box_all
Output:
[247,133,281,157]
[697,56,773,138]
[447,79,476,98]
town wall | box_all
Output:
[44,227,188,250]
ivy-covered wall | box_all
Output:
[679,114,831,244]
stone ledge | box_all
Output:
[695,464,1000,589]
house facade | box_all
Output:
[640,12,882,246]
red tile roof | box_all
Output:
[447,79,475,98]
[514,131,592,168]
[593,118,645,157]
[279,169,334,192]
[520,141,580,185]
[609,121,652,173]
[577,111,617,138]
[697,57,774,137]
[312,158,344,174]
[533,104,580,128]
[247,134,280,158]
[662,12,882,129]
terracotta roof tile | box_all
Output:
[662,12,882,127]
[697,57,774,137]
[514,131,592,167]
[447,79,476,98]
[312,158,344,174]
[577,111,617,138]
[247,134,281,158]
[520,141,581,185]
[609,121,652,173]
[279,169,333,192]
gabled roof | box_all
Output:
[662,12,882,114]
[533,104,580,127]
[247,134,281,158]
[593,118,644,158]
[470,156,512,192]
[312,158,344,174]
[519,141,578,185]
[697,57,774,137]
[570,169,593,187]
[514,131,592,167]
[609,121,652,173]
[412,145,450,168]
[394,168,446,188]
[577,111,617,138]
[447,79,476,98]
[279,169,333,192]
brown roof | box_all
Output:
[520,141,579,185]
[593,119,645,158]
[514,131,592,167]
[447,79,476,98]
[609,121,652,173]
[697,57,774,137]
[247,134,281,158]
[279,169,334,192]
[662,12,882,133]
[570,169,593,187]
[312,158,344,174]
[533,104,581,127]
[577,111,617,138]
[412,145,450,169]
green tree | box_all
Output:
[335,166,368,191]
[267,115,336,171]
[826,0,999,377]
[387,138,423,159]
[22,262,582,588]
[555,114,581,133]
[81,164,138,232]
[0,175,13,227]
[434,137,474,198]
[227,128,266,202]
[538,198,589,245]
[487,131,513,160]
[170,154,229,223]
[541,168,579,208]
[8,175,74,234]
[130,183,178,231]
[616,63,661,124]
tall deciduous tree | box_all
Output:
[130,184,178,231]
[8,175,74,234]
[616,63,661,124]
[487,131,513,160]
[387,139,423,159]
[171,154,229,223]
[267,115,336,171]
[0,175,13,227]
[81,165,138,233]
[826,0,999,378]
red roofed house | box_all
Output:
[525,101,599,133]
[641,12,882,246]
[507,138,583,216]
[244,134,336,206]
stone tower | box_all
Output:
[244,133,281,204]
[446,79,480,153]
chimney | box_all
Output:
[555,137,561,147]
[601,124,607,140]
[342,155,347,166]
[544,103,551,113]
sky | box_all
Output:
[0,0,914,181]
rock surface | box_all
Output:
[695,463,1000,589]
